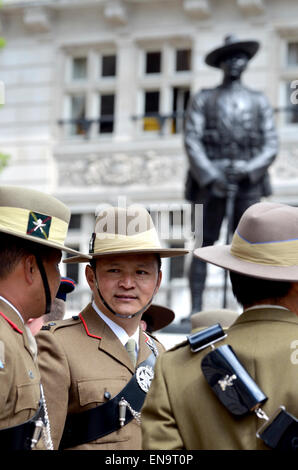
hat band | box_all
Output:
[0,206,68,246]
[91,228,162,255]
[231,232,298,266]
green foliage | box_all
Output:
[0,153,9,172]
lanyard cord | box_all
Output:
[35,255,51,315]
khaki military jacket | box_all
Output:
[142,307,298,450]
[36,303,164,450]
[0,298,46,449]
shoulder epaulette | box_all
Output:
[41,315,81,332]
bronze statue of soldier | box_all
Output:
[184,35,278,317]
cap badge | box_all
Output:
[27,211,52,240]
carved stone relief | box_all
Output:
[58,150,185,187]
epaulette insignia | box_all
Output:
[41,321,56,331]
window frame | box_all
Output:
[61,46,117,140]
[136,40,192,137]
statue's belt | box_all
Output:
[59,350,156,449]
[188,324,298,450]
[0,398,45,450]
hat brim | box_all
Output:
[194,244,298,281]
[142,304,175,332]
[0,226,89,257]
[64,248,189,264]
[205,40,259,68]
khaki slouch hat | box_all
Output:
[195,202,298,281]
[64,205,189,264]
[0,185,87,257]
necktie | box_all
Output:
[125,338,137,368]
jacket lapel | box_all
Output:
[99,321,135,373]
[79,303,135,373]
[137,330,153,366]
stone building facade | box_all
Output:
[0,0,298,319]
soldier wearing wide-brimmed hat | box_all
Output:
[184,34,278,317]
[142,202,298,450]
[36,204,188,450]
[0,185,84,450]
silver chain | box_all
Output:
[40,384,54,450]
[254,407,269,421]
[121,397,142,426]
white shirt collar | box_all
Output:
[92,300,139,350]
[245,304,289,312]
[0,295,24,323]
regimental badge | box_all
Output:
[136,365,154,393]
[27,211,52,240]
[218,373,237,391]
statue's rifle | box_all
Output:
[222,145,238,308]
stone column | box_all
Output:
[114,36,136,141]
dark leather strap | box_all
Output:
[0,401,44,450]
[59,351,156,449]
[35,255,52,315]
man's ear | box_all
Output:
[85,264,95,290]
[23,254,37,285]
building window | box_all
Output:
[61,48,117,139]
[145,51,161,74]
[172,87,190,133]
[69,95,86,135]
[99,93,115,133]
[72,57,88,80]
[101,54,117,77]
[287,42,298,67]
[143,90,160,131]
[69,214,82,230]
[175,49,191,72]
[138,42,192,136]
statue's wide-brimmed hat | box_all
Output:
[205,34,259,68]
[64,205,189,264]
[195,202,298,281]
[0,185,87,257]
[142,304,175,332]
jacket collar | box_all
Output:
[231,306,298,329]
[0,298,36,361]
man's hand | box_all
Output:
[211,173,229,198]
[225,160,249,182]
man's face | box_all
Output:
[219,52,249,79]
[86,253,162,319]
